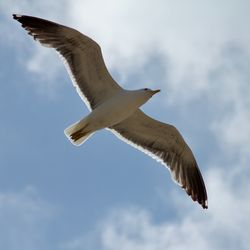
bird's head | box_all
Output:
[142,88,161,97]
[132,88,161,106]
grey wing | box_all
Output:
[13,14,122,110]
[110,110,208,209]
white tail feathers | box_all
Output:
[64,119,93,146]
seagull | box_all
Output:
[13,14,208,209]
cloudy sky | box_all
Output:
[1,0,250,249]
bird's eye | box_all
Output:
[144,88,149,91]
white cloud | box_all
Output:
[0,187,55,250]
[209,47,250,159]
[60,164,250,250]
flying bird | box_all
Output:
[13,14,208,209]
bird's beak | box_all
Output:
[152,89,161,95]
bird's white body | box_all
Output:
[84,89,152,130]
[64,89,154,145]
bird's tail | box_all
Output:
[64,118,94,146]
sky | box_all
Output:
[1,0,250,249]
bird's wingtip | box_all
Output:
[203,200,208,209]
[197,196,208,209]
[13,14,22,20]
[184,185,208,209]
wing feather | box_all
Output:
[110,109,208,209]
[13,14,122,110]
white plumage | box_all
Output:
[13,14,208,209]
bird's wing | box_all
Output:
[13,14,122,110]
[110,109,208,209]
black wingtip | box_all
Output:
[188,189,208,209]
[13,14,22,20]
[197,196,208,209]
[201,203,208,209]
[203,200,208,209]
[196,194,208,209]
[184,181,208,209]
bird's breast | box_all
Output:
[87,91,146,129]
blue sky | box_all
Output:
[1,1,250,249]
